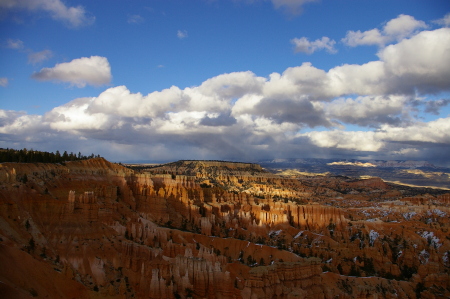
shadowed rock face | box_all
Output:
[0,158,449,298]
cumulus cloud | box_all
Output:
[342,14,428,47]
[200,113,237,127]
[301,116,450,154]
[378,28,450,94]
[326,95,410,127]
[177,30,188,39]
[0,109,46,140]
[0,0,95,27]
[0,77,8,87]
[246,96,332,127]
[291,36,337,54]
[289,28,450,97]
[327,96,406,127]
[378,117,450,145]
[258,28,450,100]
[31,56,112,87]
[303,130,384,152]
[28,49,52,64]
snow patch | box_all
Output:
[443,252,449,265]
[403,212,416,220]
[369,230,379,246]
[419,249,430,264]
[294,231,304,239]
[419,231,442,249]
[428,209,447,217]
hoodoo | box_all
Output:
[0,158,449,298]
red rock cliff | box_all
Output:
[0,158,449,298]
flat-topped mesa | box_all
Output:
[146,160,266,176]
[178,160,263,170]
[181,160,263,170]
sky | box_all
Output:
[1,0,450,165]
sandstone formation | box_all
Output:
[0,158,449,298]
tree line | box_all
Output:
[0,148,101,163]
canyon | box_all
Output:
[0,158,449,298]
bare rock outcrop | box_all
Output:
[0,158,449,298]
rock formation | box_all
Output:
[0,158,449,298]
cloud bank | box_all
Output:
[2,16,450,165]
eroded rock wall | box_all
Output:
[0,158,449,298]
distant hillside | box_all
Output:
[260,158,450,189]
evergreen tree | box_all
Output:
[0,148,100,163]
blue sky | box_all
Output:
[1,0,450,165]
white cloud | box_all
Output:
[263,62,329,99]
[320,28,450,97]
[379,117,450,145]
[342,14,427,47]
[4,39,53,64]
[28,49,52,64]
[271,0,319,15]
[327,61,387,96]
[31,56,112,87]
[0,109,45,138]
[45,97,113,132]
[291,36,337,54]
[326,95,410,127]
[0,0,94,27]
[196,71,264,99]
[177,30,188,39]
[341,29,385,47]
[127,14,144,24]
[0,77,8,87]
[434,13,450,27]
[303,130,384,152]
[378,28,450,94]
[301,117,450,155]
[5,38,24,49]
[86,85,184,118]
[383,14,428,40]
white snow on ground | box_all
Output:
[403,212,416,220]
[419,249,430,264]
[294,231,304,239]
[369,230,379,246]
[428,209,447,217]
[419,231,442,249]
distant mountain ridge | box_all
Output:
[260,158,437,169]
[259,158,450,189]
